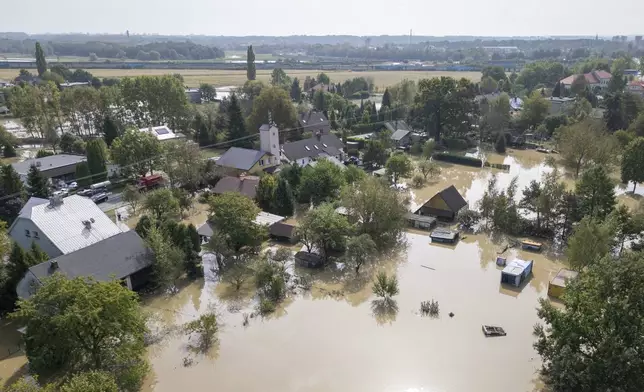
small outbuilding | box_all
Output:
[547,268,579,298]
[415,185,468,220]
[500,259,533,287]
[294,251,324,268]
[407,213,437,231]
[429,228,459,243]
[269,222,298,243]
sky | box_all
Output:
[3,0,644,37]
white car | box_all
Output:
[67,182,78,189]
[52,189,69,198]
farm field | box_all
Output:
[0,69,482,89]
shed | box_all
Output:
[547,268,579,298]
[269,222,298,243]
[407,213,437,231]
[429,228,459,243]
[415,185,467,220]
[294,251,324,268]
[500,259,533,287]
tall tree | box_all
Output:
[534,252,644,391]
[621,137,644,192]
[198,83,216,102]
[246,45,256,81]
[362,140,388,169]
[575,165,616,220]
[381,88,392,108]
[520,91,550,128]
[143,188,179,221]
[385,153,413,184]
[298,159,346,205]
[556,119,617,177]
[12,275,148,391]
[34,42,47,77]
[317,72,330,85]
[247,86,297,132]
[226,93,249,147]
[256,174,277,212]
[274,175,295,216]
[290,78,301,102]
[269,68,291,89]
[75,162,91,188]
[60,371,119,392]
[551,81,562,98]
[297,203,350,261]
[604,93,628,132]
[26,164,50,199]
[208,192,265,252]
[101,116,120,147]
[0,164,25,223]
[86,139,109,183]
[110,128,162,176]
[607,70,626,93]
[345,233,377,275]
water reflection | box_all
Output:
[371,299,399,325]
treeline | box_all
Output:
[0,39,225,60]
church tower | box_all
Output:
[259,124,280,163]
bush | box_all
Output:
[36,149,54,158]
[432,153,482,167]
[3,143,16,158]
[411,173,425,188]
[258,298,277,315]
[457,209,482,228]
[410,142,422,155]
[420,300,440,316]
[372,272,399,300]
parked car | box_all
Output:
[67,181,78,190]
[52,189,69,198]
[91,193,108,204]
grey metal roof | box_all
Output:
[384,120,412,134]
[17,197,49,219]
[216,147,267,171]
[391,129,411,141]
[197,222,213,237]
[438,185,468,213]
[307,155,346,170]
[13,195,123,254]
[298,111,330,133]
[16,231,151,299]
[281,134,344,161]
[11,154,86,175]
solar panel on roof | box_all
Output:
[155,128,170,135]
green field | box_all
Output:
[0,69,482,89]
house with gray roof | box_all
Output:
[8,195,123,259]
[384,120,413,147]
[11,154,86,183]
[298,110,330,135]
[281,133,345,167]
[16,230,151,299]
[212,175,260,198]
[215,124,281,174]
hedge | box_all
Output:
[432,153,482,167]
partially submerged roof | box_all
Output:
[281,134,344,161]
[550,268,579,288]
[212,176,260,199]
[12,195,122,255]
[502,259,533,276]
[216,147,267,171]
[435,185,468,213]
[11,154,86,175]
[17,231,150,299]
[407,213,437,225]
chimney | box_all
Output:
[315,130,322,141]
[49,260,58,271]
[49,194,64,208]
[36,161,41,167]
[82,220,92,230]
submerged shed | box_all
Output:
[415,185,467,220]
[547,268,579,298]
[500,259,533,287]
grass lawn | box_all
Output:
[200,148,226,159]
[0,69,482,89]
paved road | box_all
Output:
[99,192,125,212]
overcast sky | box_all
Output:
[4,0,644,37]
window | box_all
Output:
[33,231,39,239]
[25,229,30,237]
[260,159,264,166]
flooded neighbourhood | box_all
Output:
[0,149,633,391]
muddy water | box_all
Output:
[1,150,566,391]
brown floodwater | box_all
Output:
[1,149,568,392]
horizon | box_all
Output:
[3,0,644,37]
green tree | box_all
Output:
[345,233,377,275]
[86,139,108,183]
[110,128,162,176]
[279,163,302,197]
[495,133,506,153]
[0,164,25,223]
[363,140,388,169]
[146,226,185,289]
[344,164,366,185]
[34,42,47,77]
[226,93,249,147]
[273,176,295,216]
[100,116,120,147]
[208,192,264,252]
[385,153,413,184]
[270,68,291,89]
[372,271,399,300]
[199,83,216,102]
[556,120,617,177]
[381,88,392,108]
[184,313,218,352]
[607,70,626,93]
[621,137,644,192]
[481,66,508,83]
[570,74,587,96]
[412,77,477,142]
[60,371,119,392]
[417,160,441,180]
[551,81,562,97]
[122,184,142,214]
[163,140,204,190]
[604,93,628,132]
[575,165,616,219]
[26,164,50,199]
[565,216,612,271]
[317,72,330,85]
[482,94,511,133]
[298,159,346,205]
[520,91,550,128]
[290,78,301,102]
[629,112,644,136]
[75,162,91,188]
[421,139,436,159]
[297,203,350,261]
[256,174,277,212]
[247,86,297,132]
[3,142,16,158]
[534,252,644,391]
[479,76,498,94]
[341,176,408,248]
[143,188,179,221]
[246,45,256,81]
[12,275,148,391]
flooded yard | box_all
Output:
[1,149,632,391]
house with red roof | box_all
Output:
[627,80,644,97]
[559,70,612,91]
